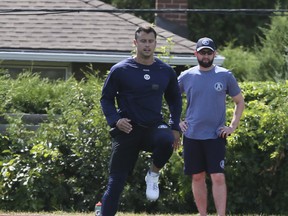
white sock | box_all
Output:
[149,170,159,177]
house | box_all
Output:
[155,0,189,39]
[0,0,224,80]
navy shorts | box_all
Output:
[183,136,227,175]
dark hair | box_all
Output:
[135,26,157,40]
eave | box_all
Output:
[0,50,225,66]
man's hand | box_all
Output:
[116,118,132,134]
[179,120,188,133]
[219,126,235,138]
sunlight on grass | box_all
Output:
[0,211,198,216]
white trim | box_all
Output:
[0,51,225,66]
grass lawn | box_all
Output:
[0,212,199,216]
[0,212,198,216]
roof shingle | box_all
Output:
[0,0,194,55]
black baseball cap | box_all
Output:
[196,37,216,51]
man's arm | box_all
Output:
[164,70,183,149]
[219,92,245,138]
[165,81,182,131]
[100,73,121,127]
[230,92,245,130]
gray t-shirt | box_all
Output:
[178,65,241,139]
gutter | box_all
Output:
[0,51,225,66]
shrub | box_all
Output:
[0,73,287,214]
[220,42,260,82]
[256,15,288,81]
[0,73,111,211]
[225,81,288,214]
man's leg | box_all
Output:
[145,166,160,201]
[149,126,174,169]
[144,126,174,201]
[211,173,227,216]
[205,138,227,216]
[101,173,127,216]
[150,164,160,173]
[102,128,141,215]
[192,172,208,216]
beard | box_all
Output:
[198,59,214,68]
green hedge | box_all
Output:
[225,81,288,214]
[0,73,287,214]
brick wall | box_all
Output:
[155,0,188,27]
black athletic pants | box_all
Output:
[101,124,174,216]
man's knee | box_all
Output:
[192,172,206,182]
[156,129,174,146]
[211,173,226,185]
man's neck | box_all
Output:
[134,56,154,65]
[199,64,215,71]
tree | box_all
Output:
[101,0,155,23]
[187,0,288,48]
[221,12,288,82]
[256,14,288,81]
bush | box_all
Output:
[220,43,260,82]
[2,73,57,114]
[0,72,287,214]
[0,73,111,211]
[221,14,288,82]
[226,81,288,214]
[256,15,288,81]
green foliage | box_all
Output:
[225,81,288,214]
[98,0,288,49]
[0,73,288,214]
[156,37,175,64]
[220,42,260,81]
[101,0,155,23]
[1,73,59,114]
[256,15,288,81]
[187,0,288,47]
[0,73,111,211]
[221,12,288,82]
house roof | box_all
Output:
[0,0,224,65]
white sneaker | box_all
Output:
[145,171,160,201]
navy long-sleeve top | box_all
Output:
[100,57,182,131]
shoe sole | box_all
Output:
[147,198,158,202]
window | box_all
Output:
[0,61,71,80]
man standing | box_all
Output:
[100,25,182,216]
[178,37,245,216]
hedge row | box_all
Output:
[0,73,287,214]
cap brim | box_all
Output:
[196,46,215,51]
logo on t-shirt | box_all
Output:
[214,82,223,91]
[144,74,150,80]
